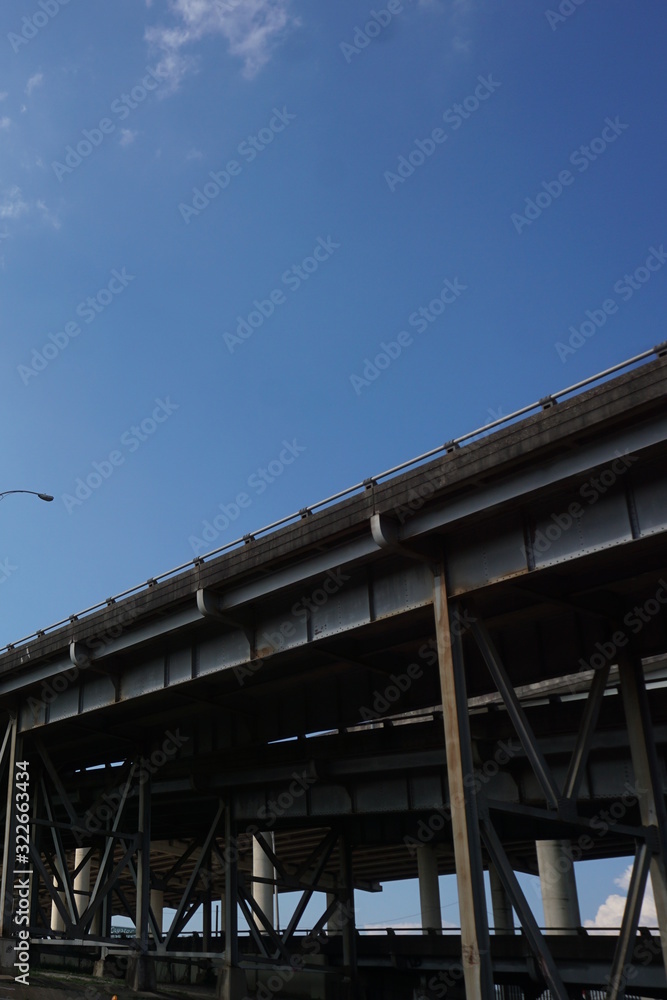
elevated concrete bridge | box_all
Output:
[1,348,667,999]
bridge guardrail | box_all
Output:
[2,345,664,656]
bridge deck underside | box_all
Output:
[6,675,666,916]
[1,358,667,997]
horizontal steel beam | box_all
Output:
[2,411,666,726]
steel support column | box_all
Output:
[203,868,212,951]
[89,848,102,937]
[433,567,494,1000]
[0,714,17,940]
[0,715,18,973]
[339,829,359,1000]
[417,844,442,933]
[618,651,667,975]
[29,773,43,935]
[219,801,244,1000]
[127,767,155,991]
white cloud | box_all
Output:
[186,147,203,159]
[0,187,29,221]
[146,0,298,89]
[119,128,139,146]
[36,200,61,229]
[0,92,8,102]
[452,35,472,53]
[585,865,657,932]
[0,118,11,130]
[0,188,60,238]
[26,73,44,96]
[418,0,475,53]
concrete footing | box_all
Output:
[93,953,128,979]
[216,965,246,1000]
[125,952,156,991]
[0,937,16,974]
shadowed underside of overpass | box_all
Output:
[1,352,667,999]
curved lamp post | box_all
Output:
[0,490,53,502]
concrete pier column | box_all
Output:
[417,845,442,933]
[489,864,514,934]
[150,889,164,937]
[536,840,581,933]
[252,833,274,931]
[90,907,102,936]
[74,848,91,924]
[327,892,341,935]
[50,902,66,935]
[50,858,67,933]
[75,847,102,934]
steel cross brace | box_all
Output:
[469,612,561,811]
[236,873,292,962]
[563,661,611,803]
[607,840,653,1000]
[480,814,569,1000]
[74,837,138,936]
[278,828,338,950]
[27,840,72,934]
[164,800,224,951]
[39,775,78,927]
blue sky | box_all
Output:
[1,0,665,937]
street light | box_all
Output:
[0,490,54,502]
